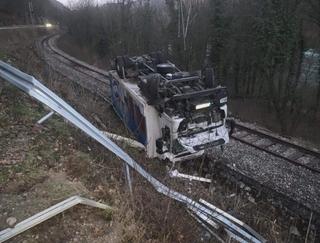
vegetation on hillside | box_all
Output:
[0,0,69,25]
[65,0,320,137]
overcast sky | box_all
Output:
[56,0,112,7]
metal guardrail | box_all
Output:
[0,196,112,242]
[0,61,266,243]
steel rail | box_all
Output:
[235,124,320,158]
[41,35,111,102]
[231,123,320,174]
[45,35,110,81]
[0,61,265,243]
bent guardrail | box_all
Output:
[0,61,266,243]
[0,196,112,242]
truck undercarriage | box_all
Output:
[111,52,229,162]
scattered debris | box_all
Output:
[37,110,55,124]
[169,169,212,183]
[239,182,245,189]
[0,196,113,242]
[101,131,145,150]
[227,193,236,198]
[289,225,301,237]
[245,186,251,192]
[5,218,17,228]
[94,110,145,150]
[248,196,256,204]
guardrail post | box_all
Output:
[37,111,55,124]
[124,163,133,194]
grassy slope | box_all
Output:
[0,30,147,243]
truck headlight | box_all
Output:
[195,102,211,110]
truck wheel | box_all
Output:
[157,63,175,76]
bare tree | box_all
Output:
[64,0,320,136]
[305,0,320,114]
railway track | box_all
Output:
[231,123,320,174]
[42,34,320,176]
[42,34,320,175]
[41,34,111,102]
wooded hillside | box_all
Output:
[0,0,69,25]
[64,0,320,136]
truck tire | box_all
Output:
[157,63,175,76]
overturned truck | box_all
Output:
[110,53,229,162]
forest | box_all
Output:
[64,0,319,137]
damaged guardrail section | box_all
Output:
[0,196,112,242]
[0,61,266,243]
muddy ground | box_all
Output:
[0,29,318,242]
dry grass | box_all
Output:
[1,29,318,242]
